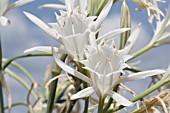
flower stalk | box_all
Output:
[103,84,119,112]
[4,69,37,100]
[3,58,35,83]
[83,97,89,113]
[46,54,66,113]
[98,96,105,113]
[2,53,52,70]
[131,43,153,60]
[4,102,28,110]
[0,35,4,113]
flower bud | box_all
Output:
[120,0,131,49]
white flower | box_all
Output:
[0,0,34,26]
[150,5,170,46]
[52,25,165,106]
[80,43,130,97]
[133,0,164,23]
[23,0,119,61]
[148,0,165,24]
[53,45,165,106]
[23,8,95,61]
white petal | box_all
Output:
[65,0,74,13]
[124,23,141,53]
[61,32,89,61]
[38,4,66,10]
[24,46,69,55]
[95,0,113,30]
[155,33,170,46]
[0,0,9,15]
[53,53,93,85]
[8,0,34,11]
[108,90,133,106]
[0,16,10,26]
[89,32,97,47]
[71,87,94,100]
[23,12,57,40]
[119,69,166,83]
[97,28,130,43]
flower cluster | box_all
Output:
[23,0,167,110]
[1,0,170,113]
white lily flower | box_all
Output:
[48,7,96,61]
[24,0,114,61]
[0,0,34,26]
[148,0,165,24]
[24,8,95,61]
[52,22,166,106]
[150,5,170,46]
[80,44,130,96]
[53,43,165,106]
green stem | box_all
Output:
[4,69,37,100]
[3,58,35,83]
[103,97,113,112]
[103,84,119,112]
[60,100,77,113]
[77,63,89,113]
[46,55,66,113]
[55,81,71,103]
[106,80,169,113]
[98,96,105,113]
[131,44,153,60]
[0,83,3,113]
[2,53,52,70]
[4,102,28,110]
[83,97,89,113]
[0,35,4,113]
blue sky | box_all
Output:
[1,0,170,113]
